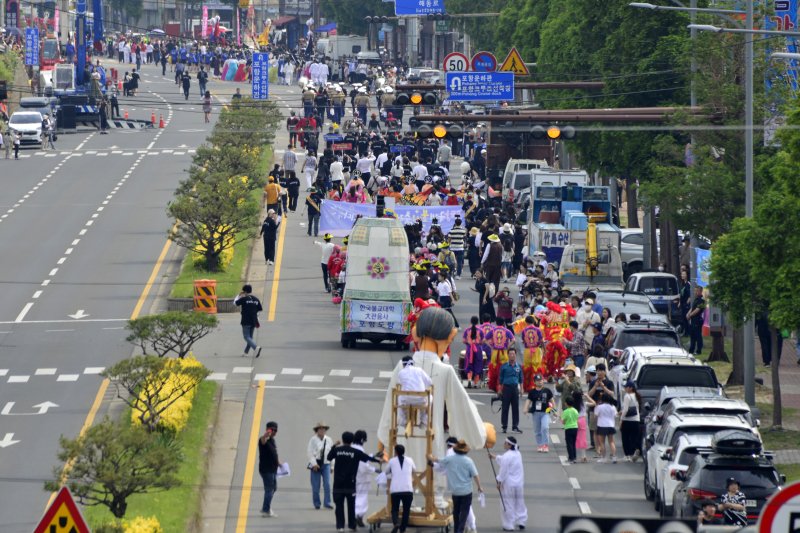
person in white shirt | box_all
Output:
[319,61,330,85]
[356,154,375,184]
[575,298,600,349]
[375,150,389,175]
[397,356,432,429]
[306,422,334,509]
[412,162,428,184]
[315,233,336,292]
[491,436,527,531]
[303,151,318,190]
[330,159,344,186]
[386,444,416,533]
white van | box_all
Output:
[340,217,412,349]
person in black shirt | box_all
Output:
[286,172,301,212]
[258,421,280,516]
[327,431,383,531]
[234,284,263,357]
[697,499,722,526]
[687,285,706,355]
[525,374,554,452]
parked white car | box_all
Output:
[8,111,43,145]
[656,433,713,517]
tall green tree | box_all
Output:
[46,420,181,519]
[319,0,392,36]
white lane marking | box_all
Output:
[559,455,569,465]
[41,280,50,286]
[35,368,57,375]
[57,257,66,264]
[206,372,228,381]
[250,384,387,392]
[550,434,561,444]
[232,367,254,374]
[578,501,591,515]
[0,370,7,376]
[32,291,42,299]
[46,329,74,332]
[281,368,302,375]
[102,327,123,330]
[85,220,93,226]
[96,207,104,212]
[378,371,394,379]
[57,374,80,382]
[72,239,80,245]
[569,477,581,490]
[49,268,58,276]
[330,369,351,377]
[253,373,276,381]
[84,367,105,374]
[352,377,374,384]
[65,248,73,255]
[147,141,155,150]
[15,303,34,323]
[91,213,99,219]
[8,375,30,383]
[302,375,325,382]
[79,229,87,235]
[0,318,128,324]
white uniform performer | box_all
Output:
[493,436,527,531]
[353,430,377,526]
[377,307,487,510]
[397,356,432,427]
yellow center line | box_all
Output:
[235,380,266,533]
[45,237,173,511]
[267,215,287,322]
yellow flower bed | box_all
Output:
[123,516,163,533]
[131,356,203,433]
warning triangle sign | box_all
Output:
[34,487,91,533]
[499,47,529,76]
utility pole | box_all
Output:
[743,0,756,407]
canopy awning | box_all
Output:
[315,22,337,33]
[272,16,298,27]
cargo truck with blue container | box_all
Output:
[527,184,625,293]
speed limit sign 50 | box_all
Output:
[443,52,469,72]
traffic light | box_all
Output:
[432,122,464,140]
[531,124,576,140]
[364,16,390,23]
[395,91,437,106]
[426,14,451,21]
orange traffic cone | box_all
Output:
[124,109,129,120]
[158,115,165,128]
[151,111,156,125]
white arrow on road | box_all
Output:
[0,433,20,448]
[318,394,342,407]
[1,401,59,415]
[68,309,90,319]
[33,401,59,414]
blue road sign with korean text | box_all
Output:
[445,72,514,101]
[25,28,40,66]
[395,0,445,16]
[251,53,269,100]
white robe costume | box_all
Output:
[378,350,486,509]
[495,448,527,530]
[353,443,375,519]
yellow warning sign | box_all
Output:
[34,487,91,533]
[498,47,529,76]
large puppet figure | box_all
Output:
[377,307,489,510]
[520,316,544,391]
[486,319,515,392]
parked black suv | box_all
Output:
[673,430,784,524]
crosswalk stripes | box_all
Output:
[74,119,153,129]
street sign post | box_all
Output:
[498,47,530,75]
[251,52,269,99]
[445,72,514,101]
[33,486,90,533]
[471,51,497,72]
[24,28,40,66]
[395,0,445,16]
[758,481,800,533]
[443,52,469,72]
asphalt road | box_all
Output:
[185,82,660,533]
[0,62,220,531]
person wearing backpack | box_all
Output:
[438,242,456,273]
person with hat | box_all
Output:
[490,436,527,531]
[315,234,336,293]
[556,364,582,409]
[307,422,335,510]
[305,186,324,237]
[525,373,554,452]
[482,234,503,289]
[575,298,600,351]
[428,440,484,533]
[437,241,457,274]
[263,175,282,214]
[327,431,384,532]
[619,381,642,462]
[719,478,748,526]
